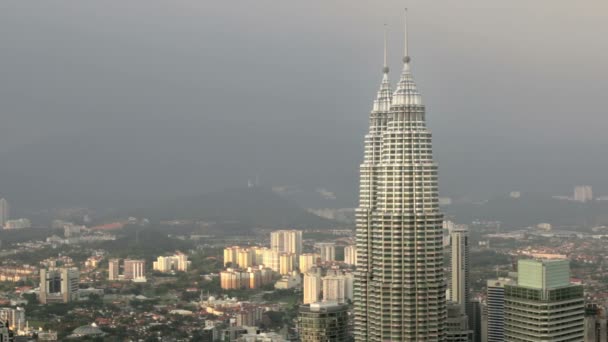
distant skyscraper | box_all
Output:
[486,278,515,342]
[303,271,322,304]
[298,302,349,342]
[343,245,357,265]
[354,11,446,341]
[574,185,593,202]
[0,199,8,228]
[450,228,470,309]
[314,242,335,262]
[504,259,584,341]
[108,258,120,281]
[270,230,302,256]
[39,267,79,304]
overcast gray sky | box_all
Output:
[0,0,607,208]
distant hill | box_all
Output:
[445,194,608,230]
[131,186,337,231]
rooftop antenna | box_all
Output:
[403,8,410,64]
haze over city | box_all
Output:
[1,0,607,211]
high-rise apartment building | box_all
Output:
[270,230,302,256]
[224,246,240,267]
[279,253,295,275]
[123,259,146,282]
[39,267,79,304]
[298,302,349,342]
[0,199,8,228]
[315,243,336,262]
[299,253,320,273]
[343,245,357,265]
[303,272,322,304]
[322,272,353,304]
[108,258,120,281]
[0,320,14,342]
[504,259,584,341]
[263,249,281,273]
[354,12,446,341]
[153,252,190,272]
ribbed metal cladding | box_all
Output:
[354,55,447,341]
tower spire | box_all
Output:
[373,25,392,113]
[392,8,422,106]
[383,24,389,74]
[403,8,410,64]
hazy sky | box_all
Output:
[1,0,607,209]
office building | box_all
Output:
[504,259,584,341]
[315,243,336,262]
[447,302,473,342]
[298,302,348,342]
[344,245,357,265]
[354,11,446,341]
[270,230,302,256]
[39,267,79,304]
[486,278,515,342]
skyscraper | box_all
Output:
[450,228,471,330]
[0,199,8,228]
[298,302,349,342]
[504,259,584,341]
[354,11,446,341]
[485,278,515,342]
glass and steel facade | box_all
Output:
[298,302,349,342]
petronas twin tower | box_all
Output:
[354,11,447,341]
